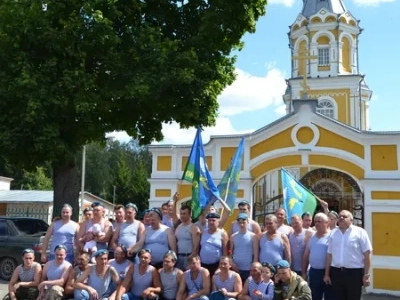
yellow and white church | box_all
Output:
[148,0,400,295]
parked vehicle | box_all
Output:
[0,217,49,280]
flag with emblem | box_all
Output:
[218,138,245,215]
[182,127,220,220]
[281,167,317,224]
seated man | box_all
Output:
[273,260,312,300]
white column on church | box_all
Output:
[331,41,339,76]
[310,42,318,77]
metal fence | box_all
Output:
[1,204,115,224]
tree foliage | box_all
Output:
[0,0,266,219]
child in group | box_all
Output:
[253,262,275,300]
[80,223,104,254]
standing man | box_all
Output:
[229,200,261,235]
[275,208,294,235]
[41,204,79,264]
[302,213,335,300]
[175,205,201,270]
[77,202,113,252]
[324,210,372,300]
[110,203,145,262]
[288,214,307,275]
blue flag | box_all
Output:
[182,128,220,219]
[281,168,317,224]
[218,138,245,215]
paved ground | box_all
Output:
[0,280,397,299]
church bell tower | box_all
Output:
[282,0,373,130]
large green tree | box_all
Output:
[0,0,266,220]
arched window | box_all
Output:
[317,99,335,118]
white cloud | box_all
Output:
[156,117,254,145]
[353,0,395,5]
[274,104,287,116]
[108,65,287,145]
[268,0,297,7]
[218,66,286,116]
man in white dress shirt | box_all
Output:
[323,210,372,300]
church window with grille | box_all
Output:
[318,48,330,66]
[317,99,335,118]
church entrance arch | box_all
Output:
[251,167,364,228]
[300,168,364,227]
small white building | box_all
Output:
[0,176,114,224]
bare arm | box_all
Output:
[281,234,291,264]
[221,231,229,256]
[218,199,231,229]
[211,275,217,292]
[171,192,180,224]
[176,271,187,300]
[128,232,146,255]
[302,235,311,278]
[74,267,93,291]
[227,272,242,298]
[363,250,371,276]
[325,253,332,277]
[251,221,262,235]
[167,228,177,253]
[150,268,162,294]
[191,268,210,297]
[77,220,88,251]
[190,224,201,256]
[41,222,55,261]
[252,234,259,262]
[110,224,121,250]
[116,265,133,299]
[137,222,145,242]
[238,278,249,299]
[96,220,112,243]
[8,266,20,295]
[64,268,77,295]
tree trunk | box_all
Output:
[52,158,80,221]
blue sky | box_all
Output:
[111,0,400,144]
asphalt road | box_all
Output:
[0,280,398,299]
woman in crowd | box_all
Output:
[210,256,242,300]
[159,251,183,300]
[117,249,161,300]
[73,249,120,300]
[3,249,41,300]
[37,245,72,300]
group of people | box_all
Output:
[4,193,372,300]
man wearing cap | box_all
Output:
[229,200,261,235]
[128,207,177,269]
[110,203,145,262]
[77,202,113,253]
[324,210,372,300]
[274,260,312,300]
[199,212,229,277]
[230,213,259,283]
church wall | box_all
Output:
[363,180,400,295]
